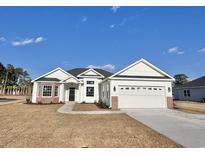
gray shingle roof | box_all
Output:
[180,76,205,88]
[67,68,113,78]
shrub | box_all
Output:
[37,101,42,104]
[26,98,31,104]
[98,99,108,109]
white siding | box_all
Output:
[82,78,103,103]
[99,80,111,106]
[119,62,164,77]
[45,70,70,80]
[83,70,98,76]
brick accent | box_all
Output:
[167,97,174,109]
[36,82,60,104]
[111,96,118,110]
[36,97,59,104]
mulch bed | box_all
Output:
[72,103,110,111]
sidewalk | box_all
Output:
[57,102,123,114]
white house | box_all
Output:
[31,58,175,109]
[174,76,205,102]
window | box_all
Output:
[43,86,52,96]
[125,87,129,90]
[148,88,152,90]
[55,86,58,96]
[154,88,157,90]
[86,87,94,97]
[187,90,191,97]
[184,90,187,97]
[121,87,124,90]
[143,87,146,90]
[168,87,171,92]
[87,81,94,84]
[131,87,135,90]
[184,90,190,97]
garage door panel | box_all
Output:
[118,86,166,108]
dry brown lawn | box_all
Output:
[174,101,205,114]
[0,103,182,148]
[72,103,109,111]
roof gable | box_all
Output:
[77,68,104,78]
[67,68,112,78]
[32,68,73,82]
[109,58,174,80]
[60,76,81,83]
[118,61,164,77]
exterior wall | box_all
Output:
[35,82,60,103]
[81,78,102,103]
[174,87,205,101]
[167,97,174,109]
[111,96,118,110]
[99,80,111,107]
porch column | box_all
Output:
[59,84,65,102]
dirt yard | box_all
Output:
[72,103,109,111]
[0,102,182,148]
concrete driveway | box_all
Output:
[122,108,205,148]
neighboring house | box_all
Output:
[32,58,174,109]
[174,76,205,102]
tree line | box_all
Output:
[0,62,32,95]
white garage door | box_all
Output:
[118,86,166,108]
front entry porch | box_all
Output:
[59,81,83,103]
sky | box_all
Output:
[0,6,205,80]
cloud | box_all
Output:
[109,24,115,29]
[111,6,120,13]
[167,47,184,55]
[81,16,87,22]
[0,37,6,42]
[35,37,45,43]
[87,64,116,71]
[12,36,45,46]
[198,48,205,53]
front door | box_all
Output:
[69,88,75,101]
